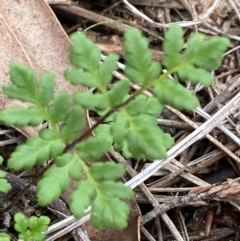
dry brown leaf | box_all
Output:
[189,179,240,204]
[0,0,86,137]
[46,0,72,4]
[98,44,123,54]
[185,201,208,206]
[188,185,211,194]
[198,0,240,18]
[205,208,214,236]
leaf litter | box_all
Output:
[1,0,240,240]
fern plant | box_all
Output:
[14,213,50,241]
[0,25,229,229]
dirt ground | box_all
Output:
[1,0,240,240]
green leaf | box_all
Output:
[39,129,58,141]
[108,79,130,106]
[110,112,128,144]
[124,28,161,84]
[99,53,119,86]
[9,62,37,89]
[3,84,36,103]
[69,33,101,70]
[38,216,50,230]
[89,162,126,181]
[178,65,213,86]
[14,214,50,241]
[0,169,5,178]
[55,153,73,167]
[28,216,38,231]
[70,180,95,218]
[100,181,134,199]
[0,233,11,241]
[153,78,199,110]
[185,33,230,70]
[64,69,95,87]
[8,137,65,170]
[163,24,184,70]
[76,136,111,161]
[8,62,37,102]
[14,213,28,233]
[68,161,83,181]
[127,115,174,160]
[32,233,45,241]
[73,92,108,110]
[0,170,12,193]
[0,107,43,127]
[91,195,130,229]
[145,96,163,115]
[48,91,71,122]
[114,140,132,159]
[0,156,3,165]
[37,166,70,205]
[94,124,113,144]
[29,215,50,232]
[19,230,32,241]
[125,94,147,116]
[60,105,86,142]
[38,72,55,106]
